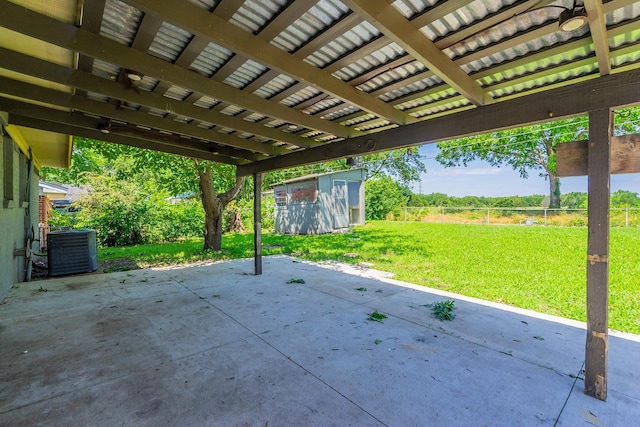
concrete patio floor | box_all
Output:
[1,256,638,426]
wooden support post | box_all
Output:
[253,172,263,275]
[585,108,612,401]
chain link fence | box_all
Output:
[390,207,640,227]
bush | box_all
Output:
[365,176,410,220]
[73,178,151,246]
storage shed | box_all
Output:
[274,169,365,235]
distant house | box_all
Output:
[38,181,87,249]
[273,169,365,235]
[166,192,196,205]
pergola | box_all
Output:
[1,0,639,402]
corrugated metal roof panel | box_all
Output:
[190,42,234,76]
[607,3,640,25]
[321,105,359,120]
[193,95,220,108]
[149,22,193,62]
[187,0,218,10]
[476,45,594,86]
[87,92,109,103]
[304,21,381,68]
[196,121,215,129]
[148,22,192,63]
[378,75,444,103]
[271,0,350,53]
[612,49,640,68]
[333,42,406,81]
[135,75,159,92]
[147,107,168,118]
[357,61,426,92]
[489,63,599,99]
[230,0,288,33]
[253,74,296,98]
[220,105,245,115]
[244,112,267,122]
[100,0,142,45]
[279,86,322,107]
[164,85,191,101]
[411,98,472,118]
[301,96,341,114]
[394,87,457,111]
[391,0,440,19]
[223,59,267,89]
[91,59,120,80]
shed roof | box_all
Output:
[273,167,366,185]
[1,0,639,172]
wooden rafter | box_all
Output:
[237,68,640,175]
[584,0,612,75]
[0,79,272,161]
[0,0,354,139]
[123,0,413,125]
[342,0,489,106]
[10,113,241,164]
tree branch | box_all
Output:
[219,175,245,206]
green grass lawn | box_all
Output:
[99,221,640,334]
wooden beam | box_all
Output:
[0,47,315,149]
[584,0,611,76]
[237,68,640,175]
[343,0,490,106]
[123,0,412,125]
[585,108,612,401]
[253,172,263,275]
[0,0,352,139]
[0,78,272,160]
[1,98,257,164]
[9,114,243,165]
[556,134,640,176]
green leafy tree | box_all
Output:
[263,148,425,187]
[44,138,244,251]
[561,192,588,209]
[611,190,640,208]
[436,116,589,208]
[365,176,411,220]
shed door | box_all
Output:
[332,180,349,229]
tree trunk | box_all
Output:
[196,161,245,251]
[225,209,246,233]
[549,173,561,209]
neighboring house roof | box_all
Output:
[166,192,196,200]
[39,181,68,197]
[38,181,87,201]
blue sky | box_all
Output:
[413,144,640,197]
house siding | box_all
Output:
[0,134,40,300]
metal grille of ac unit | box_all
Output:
[47,229,98,276]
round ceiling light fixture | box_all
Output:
[125,69,144,81]
[558,7,587,32]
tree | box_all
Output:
[611,190,640,208]
[44,138,246,251]
[436,116,589,208]
[196,161,245,250]
[263,148,426,187]
[365,176,411,220]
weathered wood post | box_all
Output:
[253,172,262,275]
[585,109,612,401]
